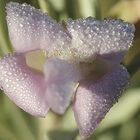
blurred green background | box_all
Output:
[0,0,140,140]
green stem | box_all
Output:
[0,0,13,56]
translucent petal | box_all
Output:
[44,58,81,114]
[66,18,135,62]
[0,53,49,117]
[6,2,71,54]
[73,65,129,139]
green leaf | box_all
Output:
[3,97,37,140]
[65,0,81,19]
[109,0,140,23]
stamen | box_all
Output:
[72,82,80,103]
[43,50,47,57]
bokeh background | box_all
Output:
[0,0,140,140]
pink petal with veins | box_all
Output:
[44,58,81,114]
[73,65,129,139]
[0,53,49,117]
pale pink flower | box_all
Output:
[0,2,135,139]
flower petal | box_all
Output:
[0,53,49,117]
[73,65,129,139]
[6,2,71,53]
[66,18,135,63]
[44,58,81,114]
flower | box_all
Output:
[0,2,135,139]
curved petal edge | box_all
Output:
[73,65,129,139]
[44,58,81,114]
[0,53,49,117]
[6,2,71,54]
[66,18,135,63]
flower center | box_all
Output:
[25,50,47,72]
[79,58,114,81]
[26,50,114,81]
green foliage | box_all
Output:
[0,0,140,140]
